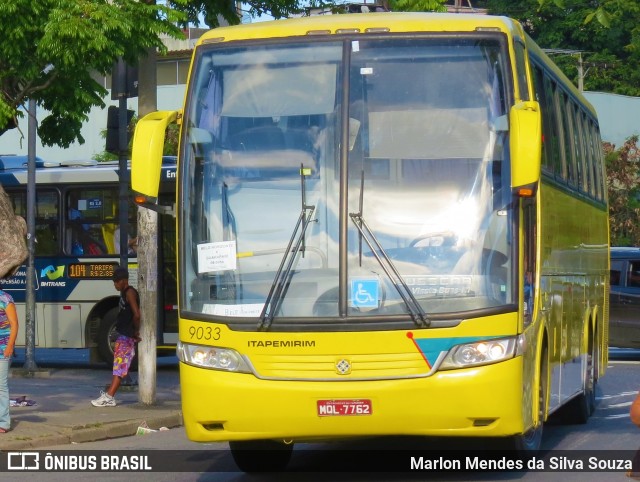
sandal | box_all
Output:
[0,427,9,433]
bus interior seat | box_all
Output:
[67,225,105,255]
[102,223,117,254]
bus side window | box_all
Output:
[66,191,106,256]
[627,261,640,288]
[36,190,60,256]
[35,225,58,256]
[68,224,106,256]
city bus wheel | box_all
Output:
[229,440,294,472]
[97,307,119,363]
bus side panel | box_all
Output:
[539,179,609,412]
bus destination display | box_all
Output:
[68,263,118,279]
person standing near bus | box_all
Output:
[91,267,140,407]
[0,290,18,432]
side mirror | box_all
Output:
[132,110,179,201]
[510,101,542,189]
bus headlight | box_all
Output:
[177,341,252,373]
[438,336,522,370]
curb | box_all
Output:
[1,411,183,450]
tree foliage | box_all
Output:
[173,0,448,28]
[170,0,320,27]
[606,136,640,246]
[0,0,185,147]
[389,0,446,13]
[483,0,640,95]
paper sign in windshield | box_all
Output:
[203,303,264,317]
[197,241,237,273]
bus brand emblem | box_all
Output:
[335,359,351,375]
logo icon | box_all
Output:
[41,265,65,280]
[350,279,379,309]
[7,452,39,470]
[335,359,352,375]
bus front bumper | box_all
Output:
[179,356,526,443]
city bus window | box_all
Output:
[628,261,640,288]
[8,189,59,256]
[610,260,623,286]
[65,188,134,256]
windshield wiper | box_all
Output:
[349,170,430,328]
[258,165,316,331]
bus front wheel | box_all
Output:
[510,345,548,452]
[97,307,119,363]
[511,422,543,452]
[229,440,294,472]
[561,331,597,424]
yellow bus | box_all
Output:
[132,12,609,470]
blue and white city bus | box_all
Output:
[0,155,177,362]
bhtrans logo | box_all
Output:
[40,265,66,287]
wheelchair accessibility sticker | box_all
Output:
[350,278,379,308]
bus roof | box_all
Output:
[0,156,176,186]
[0,155,48,170]
[197,12,520,45]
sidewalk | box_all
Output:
[0,365,183,450]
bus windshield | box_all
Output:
[181,35,513,325]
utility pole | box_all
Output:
[544,49,590,92]
[137,45,159,406]
[24,98,38,372]
[577,52,584,92]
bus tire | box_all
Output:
[229,440,293,472]
[562,331,597,424]
[97,307,119,364]
[511,345,548,452]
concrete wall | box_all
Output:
[584,91,640,148]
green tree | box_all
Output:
[483,0,640,95]
[0,0,185,147]
[606,136,640,246]
[389,0,446,12]
[170,0,324,27]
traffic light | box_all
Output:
[111,59,138,100]
[105,105,134,155]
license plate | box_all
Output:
[317,399,372,416]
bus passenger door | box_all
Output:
[13,303,39,347]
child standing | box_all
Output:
[91,267,140,407]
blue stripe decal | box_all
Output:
[413,336,502,367]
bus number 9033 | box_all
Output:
[188,326,221,341]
